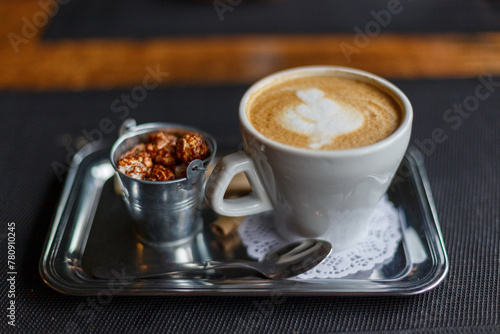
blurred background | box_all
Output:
[2,0,499,151]
[2,0,500,90]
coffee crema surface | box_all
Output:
[246,75,402,150]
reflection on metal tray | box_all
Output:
[39,142,448,296]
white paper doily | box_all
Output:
[238,195,402,279]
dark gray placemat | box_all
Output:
[0,77,499,333]
[42,0,500,40]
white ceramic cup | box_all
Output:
[205,66,412,250]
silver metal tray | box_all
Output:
[40,142,448,296]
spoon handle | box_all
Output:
[204,260,265,274]
[92,260,263,280]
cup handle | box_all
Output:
[205,151,273,216]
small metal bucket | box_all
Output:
[110,119,217,246]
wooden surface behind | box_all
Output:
[1,0,500,90]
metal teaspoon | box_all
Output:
[92,239,332,280]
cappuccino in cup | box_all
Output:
[246,75,402,150]
[206,66,412,250]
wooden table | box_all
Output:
[1,0,500,90]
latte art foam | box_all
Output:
[280,88,364,149]
[246,76,402,150]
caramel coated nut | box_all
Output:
[172,163,188,179]
[145,143,158,160]
[154,146,179,166]
[122,143,146,157]
[146,132,178,163]
[146,164,175,182]
[176,133,209,164]
[117,152,153,180]
[148,132,178,150]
